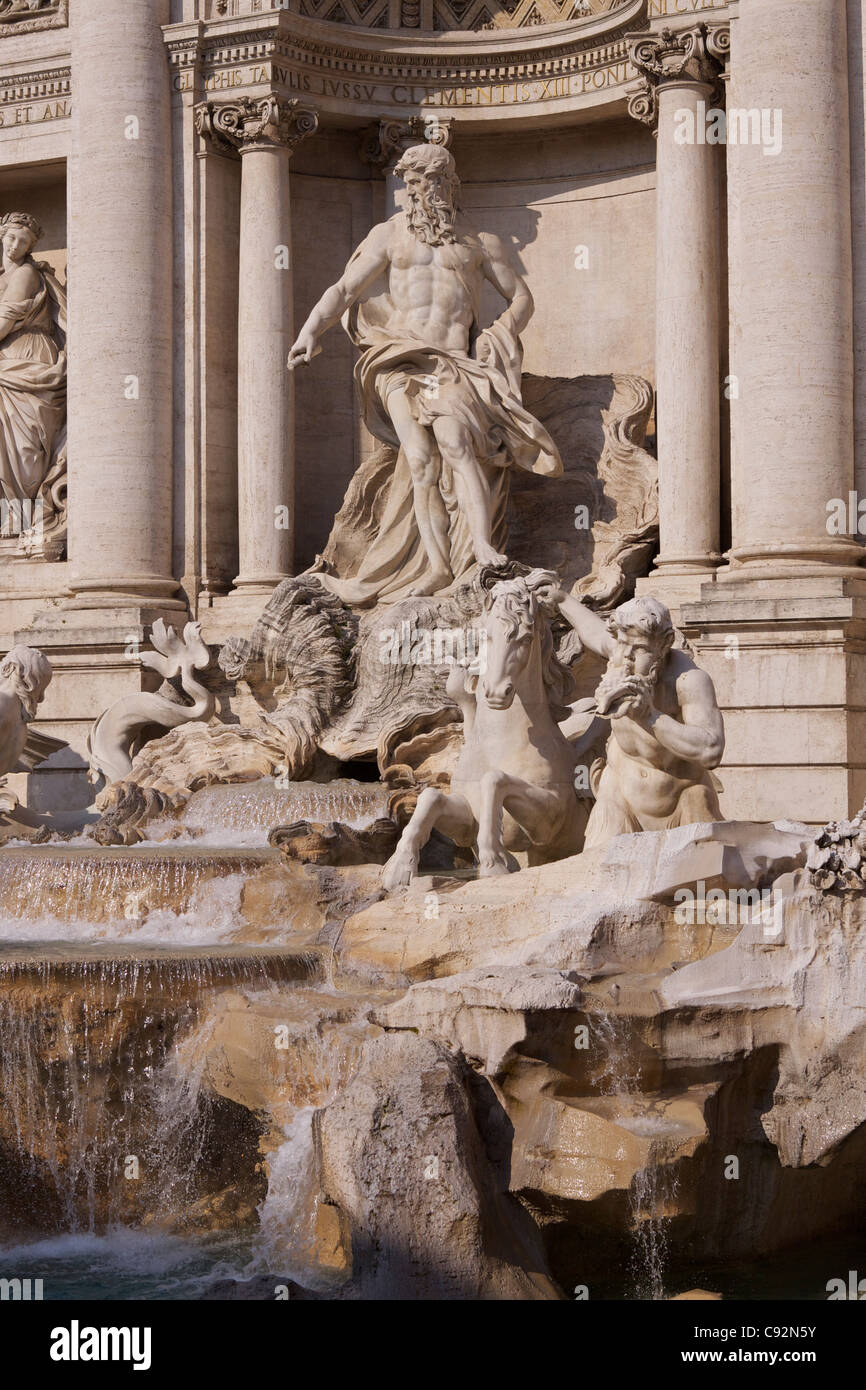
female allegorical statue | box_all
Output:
[0,211,67,557]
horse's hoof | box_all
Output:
[478,851,513,878]
[382,850,417,892]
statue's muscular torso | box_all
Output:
[385,215,484,353]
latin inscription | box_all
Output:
[648,0,729,15]
[175,60,633,106]
[0,98,70,127]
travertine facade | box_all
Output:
[0,0,863,826]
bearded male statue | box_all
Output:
[540,585,726,849]
[288,142,562,605]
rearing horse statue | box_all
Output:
[382,570,594,890]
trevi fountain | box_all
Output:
[0,0,863,1324]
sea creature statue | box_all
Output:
[87,621,216,791]
[382,570,591,889]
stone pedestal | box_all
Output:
[681,577,866,823]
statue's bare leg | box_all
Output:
[382,787,475,891]
[386,388,452,594]
[432,417,508,569]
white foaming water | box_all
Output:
[253,1109,322,1285]
[0,1227,253,1300]
[0,874,250,945]
[158,777,392,848]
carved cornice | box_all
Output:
[0,0,67,38]
[194,94,319,154]
[627,22,729,129]
[165,1,651,120]
[360,113,452,171]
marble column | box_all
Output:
[724,0,861,573]
[629,25,728,591]
[66,0,181,607]
[196,97,318,598]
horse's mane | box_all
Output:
[486,577,577,717]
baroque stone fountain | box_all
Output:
[2,145,864,1301]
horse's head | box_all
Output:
[480,576,540,709]
[479,570,579,715]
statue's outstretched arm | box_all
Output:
[536,580,612,661]
[288,222,391,368]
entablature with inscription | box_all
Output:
[166,0,660,125]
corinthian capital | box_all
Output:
[195,96,319,155]
[360,115,453,172]
[627,23,729,130]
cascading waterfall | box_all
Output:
[626,1130,681,1301]
[0,951,321,1238]
[591,1008,681,1300]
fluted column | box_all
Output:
[629,25,728,587]
[67,0,180,607]
[725,0,861,574]
[196,96,318,598]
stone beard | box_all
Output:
[403,174,458,246]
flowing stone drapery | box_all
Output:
[195,96,319,600]
[628,23,728,597]
[0,213,67,560]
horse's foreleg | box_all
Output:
[479,771,570,877]
[477,770,523,877]
[382,788,474,892]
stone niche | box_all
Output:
[0,160,67,582]
[290,117,656,568]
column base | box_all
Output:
[635,565,720,621]
[65,573,186,611]
[717,530,866,575]
[680,573,866,824]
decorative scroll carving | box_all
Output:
[194,95,319,155]
[627,22,729,130]
[360,115,452,174]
